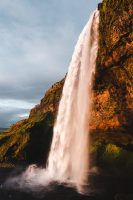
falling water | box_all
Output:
[6,9,99,194]
[47,9,99,192]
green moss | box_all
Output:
[0,110,56,164]
[13,132,30,158]
[90,141,102,153]
[103,144,121,161]
[101,144,133,174]
[0,162,14,168]
[102,0,107,13]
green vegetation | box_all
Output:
[0,162,14,168]
[91,142,133,175]
[103,144,133,174]
[0,76,64,166]
[0,111,55,165]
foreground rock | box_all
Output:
[0,168,133,200]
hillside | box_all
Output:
[0,128,7,133]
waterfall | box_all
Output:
[7,9,99,194]
[47,9,99,192]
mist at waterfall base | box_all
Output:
[5,9,99,194]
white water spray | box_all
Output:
[47,9,99,191]
[6,9,99,194]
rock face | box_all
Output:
[94,0,132,131]
[90,0,133,174]
[0,0,132,173]
[30,79,65,117]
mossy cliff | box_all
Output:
[0,0,132,173]
[94,0,132,131]
[0,79,64,166]
[90,0,133,174]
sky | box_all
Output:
[0,0,101,128]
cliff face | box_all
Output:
[93,0,133,131]
[91,0,133,174]
[0,0,132,171]
[30,79,65,117]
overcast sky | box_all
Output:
[0,0,100,127]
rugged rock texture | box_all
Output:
[30,79,65,117]
[94,0,133,130]
[90,0,133,174]
[0,0,132,173]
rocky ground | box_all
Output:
[0,168,133,200]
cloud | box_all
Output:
[0,99,34,109]
[0,0,100,127]
[0,99,34,127]
[0,106,30,127]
